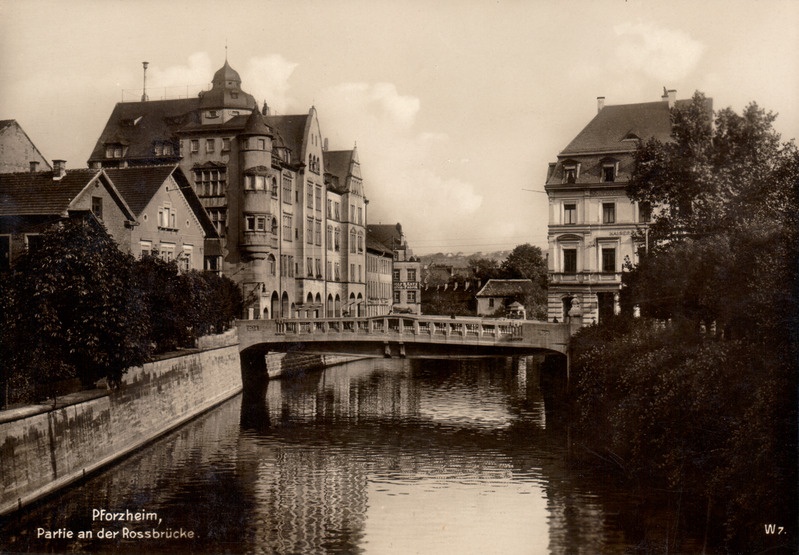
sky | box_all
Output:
[1,0,797,255]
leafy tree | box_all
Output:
[199,271,244,333]
[467,256,500,281]
[4,219,151,396]
[499,243,547,287]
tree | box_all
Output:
[625,91,799,341]
[4,219,151,397]
[467,256,500,281]
[499,243,547,286]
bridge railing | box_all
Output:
[272,316,525,341]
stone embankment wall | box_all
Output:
[0,330,241,516]
[266,352,368,378]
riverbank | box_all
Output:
[0,330,242,516]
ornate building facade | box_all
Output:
[88,60,368,318]
[545,90,707,324]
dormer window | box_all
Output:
[207,110,219,119]
[602,165,615,182]
[563,164,578,183]
[105,144,125,158]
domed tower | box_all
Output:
[198,61,257,124]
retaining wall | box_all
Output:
[0,330,242,516]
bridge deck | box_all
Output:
[237,315,571,358]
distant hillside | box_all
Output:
[419,250,510,268]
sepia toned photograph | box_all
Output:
[0,1,796,553]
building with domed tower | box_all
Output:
[88,59,371,319]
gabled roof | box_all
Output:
[559,98,708,156]
[324,150,353,193]
[475,279,536,298]
[104,164,219,238]
[266,114,309,163]
[88,98,199,163]
[0,169,134,219]
[103,165,180,215]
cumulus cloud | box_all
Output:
[315,81,483,243]
[243,55,298,114]
[145,52,214,99]
[613,21,705,82]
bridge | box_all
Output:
[237,315,574,362]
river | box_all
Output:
[1,356,704,554]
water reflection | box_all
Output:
[1,356,689,554]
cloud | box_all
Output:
[315,82,483,243]
[244,55,298,114]
[613,21,705,82]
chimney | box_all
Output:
[52,160,66,180]
[661,88,676,108]
[29,161,39,173]
[262,101,269,116]
[141,61,149,102]
[597,96,605,113]
[323,137,328,151]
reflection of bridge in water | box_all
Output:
[237,315,574,362]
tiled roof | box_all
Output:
[324,150,353,193]
[366,235,392,255]
[0,120,17,131]
[475,279,536,298]
[265,114,309,162]
[560,99,704,156]
[88,98,199,163]
[0,169,104,216]
[367,224,402,250]
[104,165,177,215]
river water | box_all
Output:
[1,357,704,554]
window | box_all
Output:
[222,138,230,151]
[563,248,577,273]
[193,168,227,197]
[350,264,355,280]
[563,164,578,183]
[488,298,495,308]
[271,178,278,198]
[306,218,314,244]
[283,175,292,203]
[393,291,401,304]
[91,196,103,220]
[315,220,322,245]
[190,140,199,153]
[160,243,175,262]
[316,258,322,278]
[357,232,363,253]
[327,225,333,249]
[245,215,256,231]
[602,248,616,273]
[407,268,416,282]
[271,218,278,234]
[639,201,652,223]
[315,185,322,211]
[307,257,314,277]
[282,214,292,240]
[358,206,363,225]
[208,208,226,237]
[159,205,172,228]
[334,262,340,280]
[268,255,276,276]
[307,183,313,208]
[139,241,152,258]
[602,164,616,182]
[105,144,124,158]
[256,216,266,231]
[334,202,340,220]
[564,203,577,224]
[350,204,356,222]
[244,175,255,191]
[327,199,332,218]
[350,229,356,253]
[393,269,401,281]
[258,139,266,150]
[334,228,341,251]
[206,139,215,153]
[407,291,417,303]
[180,246,193,272]
[327,260,332,280]
[602,203,616,224]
